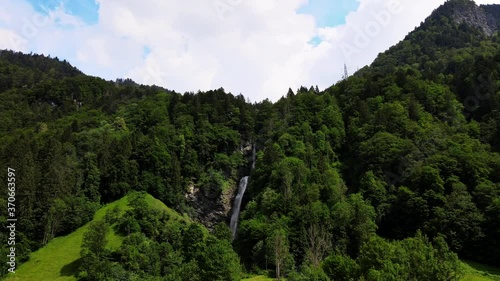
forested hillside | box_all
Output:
[1,0,499,280]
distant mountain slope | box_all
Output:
[369,0,499,75]
[482,4,500,28]
[321,0,500,268]
[0,50,82,81]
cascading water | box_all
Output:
[230,176,249,240]
[230,144,256,240]
[251,144,256,169]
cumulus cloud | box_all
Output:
[0,0,498,101]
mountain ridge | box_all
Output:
[445,0,498,36]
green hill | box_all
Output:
[4,192,184,281]
[461,260,500,281]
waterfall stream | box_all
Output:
[230,144,256,240]
[251,144,256,169]
[230,176,249,240]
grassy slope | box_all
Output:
[241,276,276,281]
[241,260,500,281]
[461,260,500,281]
[5,193,181,281]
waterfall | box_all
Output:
[230,144,256,240]
[251,144,256,169]
[230,176,249,240]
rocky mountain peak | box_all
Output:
[442,0,498,36]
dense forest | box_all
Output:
[1,0,500,280]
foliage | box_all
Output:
[2,1,500,279]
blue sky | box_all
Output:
[298,0,359,28]
[24,0,360,29]
[22,0,360,49]
[298,0,360,46]
[25,0,99,24]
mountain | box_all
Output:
[446,0,498,36]
[483,4,500,29]
[0,0,499,280]
[370,0,499,75]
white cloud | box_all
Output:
[0,0,499,101]
[0,28,28,52]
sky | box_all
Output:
[0,0,499,102]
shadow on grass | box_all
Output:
[60,258,83,277]
[464,260,500,276]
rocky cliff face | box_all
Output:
[184,141,254,230]
[447,0,498,36]
[185,182,236,230]
[481,4,500,29]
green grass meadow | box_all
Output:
[461,260,500,281]
[241,276,277,281]
[4,193,175,281]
